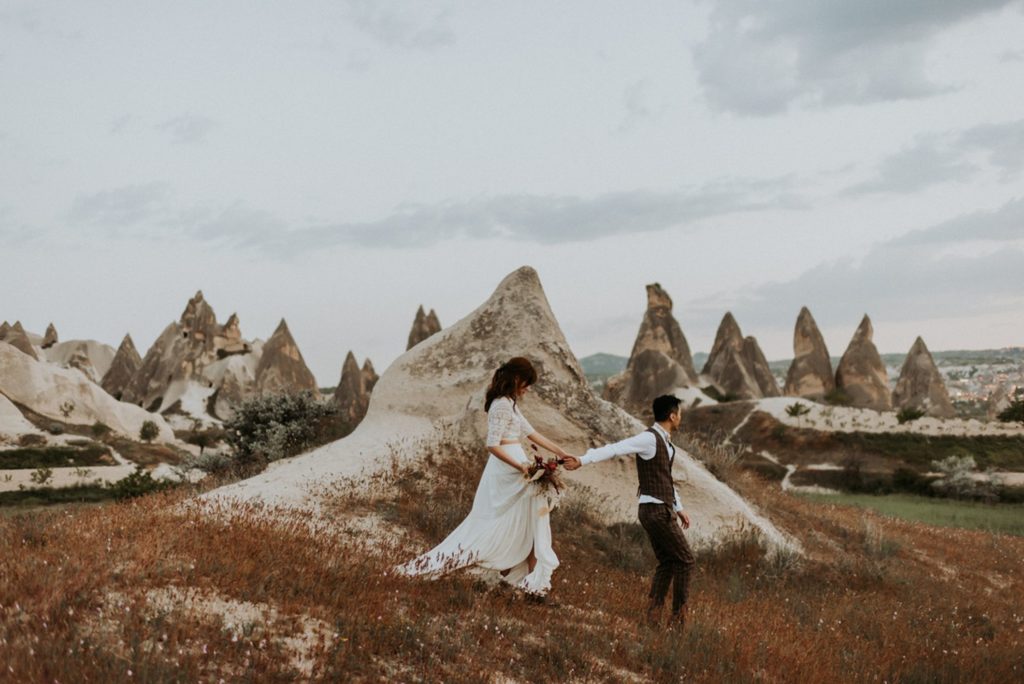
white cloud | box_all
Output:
[343,0,455,50]
[155,114,219,145]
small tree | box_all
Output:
[139,420,159,444]
[997,398,1024,426]
[786,402,811,428]
[59,399,75,425]
[896,407,926,425]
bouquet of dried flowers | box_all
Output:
[523,444,564,495]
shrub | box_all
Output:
[997,398,1024,426]
[896,407,926,424]
[224,392,338,469]
[181,450,233,475]
[109,465,171,500]
[785,402,811,428]
[681,430,744,484]
[29,466,53,486]
[91,421,112,438]
[139,420,160,443]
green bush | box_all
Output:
[997,399,1024,426]
[896,407,926,424]
[139,420,160,443]
[109,465,171,500]
[224,392,338,469]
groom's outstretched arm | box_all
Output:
[565,432,656,471]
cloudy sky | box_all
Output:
[2,0,1023,385]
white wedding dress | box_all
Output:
[396,396,559,595]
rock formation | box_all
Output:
[42,323,58,349]
[205,266,795,554]
[101,334,143,400]
[3,322,39,360]
[43,339,116,384]
[701,313,779,399]
[255,319,318,396]
[834,315,891,411]
[783,307,835,400]
[742,336,780,398]
[407,305,442,350]
[0,343,175,441]
[334,351,374,426]
[0,321,10,340]
[892,337,955,418]
[123,292,316,418]
[604,284,699,417]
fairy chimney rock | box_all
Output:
[783,307,835,400]
[214,313,249,357]
[361,358,379,394]
[835,315,891,411]
[604,283,699,417]
[0,321,10,340]
[4,322,39,360]
[101,334,143,400]
[892,337,954,418]
[255,319,318,396]
[42,323,59,349]
[407,305,443,350]
[742,335,780,398]
[334,351,372,426]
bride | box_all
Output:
[397,357,572,597]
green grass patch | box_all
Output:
[831,432,1024,469]
[0,444,112,469]
[799,492,1024,536]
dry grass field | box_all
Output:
[2,443,1023,682]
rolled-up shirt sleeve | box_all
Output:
[580,432,656,465]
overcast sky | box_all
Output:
[2,1,1023,385]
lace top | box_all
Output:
[485,396,535,447]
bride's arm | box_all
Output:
[488,446,530,474]
[526,431,570,459]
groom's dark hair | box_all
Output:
[652,395,682,422]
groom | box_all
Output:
[563,394,695,627]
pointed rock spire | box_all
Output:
[101,334,143,400]
[604,283,699,417]
[783,307,834,400]
[214,312,249,357]
[4,321,39,360]
[407,305,443,350]
[334,351,372,426]
[180,290,219,350]
[892,336,954,418]
[361,358,379,394]
[742,335,780,398]
[835,315,891,411]
[255,319,318,396]
[42,323,58,349]
[701,312,777,399]
[0,321,10,340]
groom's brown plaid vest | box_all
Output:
[636,427,675,504]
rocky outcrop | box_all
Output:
[44,339,116,384]
[835,315,891,411]
[0,343,175,441]
[783,307,835,400]
[407,306,442,350]
[215,313,249,357]
[101,334,143,400]
[362,359,378,394]
[255,319,318,396]
[0,322,10,340]
[701,313,778,399]
[42,323,58,349]
[334,351,373,426]
[892,337,955,418]
[205,266,794,554]
[742,336,780,398]
[3,322,39,360]
[604,284,699,417]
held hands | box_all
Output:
[562,455,581,471]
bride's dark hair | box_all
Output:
[484,357,537,411]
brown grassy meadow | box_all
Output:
[2,443,1023,682]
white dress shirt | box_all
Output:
[579,424,683,511]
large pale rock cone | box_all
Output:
[407,305,443,350]
[0,343,175,441]
[333,351,374,427]
[701,313,777,399]
[892,337,955,418]
[44,339,116,384]
[101,334,143,400]
[42,323,58,349]
[255,319,318,396]
[3,322,39,360]
[742,336,780,397]
[783,307,835,400]
[205,266,794,553]
[835,315,891,411]
[604,284,699,418]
